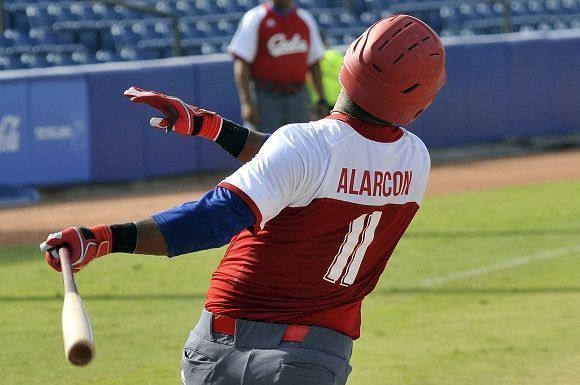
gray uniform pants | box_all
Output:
[181,309,353,385]
[254,86,309,134]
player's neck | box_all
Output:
[271,1,293,12]
[333,90,394,126]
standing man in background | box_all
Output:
[228,0,328,133]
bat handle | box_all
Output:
[59,248,78,295]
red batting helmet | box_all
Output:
[339,15,447,125]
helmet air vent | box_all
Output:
[402,84,420,94]
[407,43,419,51]
[378,39,390,51]
[372,64,382,72]
[393,53,405,64]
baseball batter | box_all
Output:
[41,15,447,385]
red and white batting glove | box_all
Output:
[40,225,112,273]
[124,86,223,140]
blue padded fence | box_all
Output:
[0,30,579,187]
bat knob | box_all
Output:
[67,342,95,366]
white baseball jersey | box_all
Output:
[207,112,430,338]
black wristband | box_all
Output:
[110,222,137,254]
[215,119,250,158]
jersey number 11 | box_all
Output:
[324,211,382,287]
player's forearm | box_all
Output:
[216,119,269,162]
[234,59,253,105]
[101,219,168,256]
[134,217,169,255]
[309,62,326,103]
[237,129,268,163]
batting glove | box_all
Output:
[124,86,223,140]
[40,225,112,273]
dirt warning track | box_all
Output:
[1,150,579,247]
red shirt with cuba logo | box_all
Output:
[228,2,325,84]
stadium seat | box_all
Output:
[359,11,379,26]
[154,1,172,14]
[216,19,237,36]
[111,24,140,47]
[543,0,563,13]
[0,54,27,70]
[317,11,341,29]
[525,0,545,14]
[561,0,579,13]
[4,29,35,47]
[537,21,553,30]
[174,0,194,16]
[457,2,477,21]
[112,5,141,20]
[509,1,527,17]
[119,46,158,61]
[95,49,122,63]
[440,5,463,31]
[217,0,245,13]
[70,2,99,22]
[337,12,357,28]
[26,5,55,29]
[92,2,117,20]
[183,44,203,56]
[194,0,222,15]
[474,2,492,19]
[46,51,75,66]
[236,0,258,12]
[196,20,221,37]
[490,2,506,18]
[71,50,98,65]
[47,3,76,22]
[20,52,51,68]
[201,42,218,55]
[132,22,162,40]
[179,21,205,39]
[29,27,60,46]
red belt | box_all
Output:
[212,314,310,343]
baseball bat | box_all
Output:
[59,247,96,366]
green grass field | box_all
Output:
[1,180,579,385]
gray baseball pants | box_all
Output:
[181,309,353,385]
[255,87,309,134]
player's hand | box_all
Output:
[241,101,260,127]
[315,98,332,119]
[40,225,112,273]
[124,86,223,140]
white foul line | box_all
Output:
[419,245,580,286]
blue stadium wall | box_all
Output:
[0,30,578,187]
